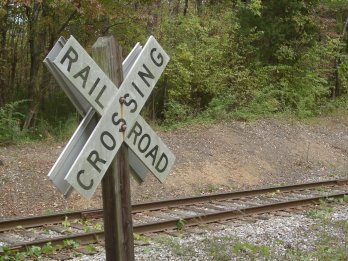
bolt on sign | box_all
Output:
[45,36,175,199]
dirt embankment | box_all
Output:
[0,116,348,218]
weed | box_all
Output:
[134,233,150,244]
[43,227,50,235]
[0,100,28,144]
[232,241,270,259]
[27,245,42,258]
[41,242,56,254]
[204,238,231,261]
[155,235,195,257]
[266,189,281,197]
[94,223,102,231]
[61,216,73,233]
[143,246,151,254]
[85,244,97,254]
[176,219,187,230]
[307,200,333,220]
[62,216,70,228]
[63,239,79,249]
[315,186,328,193]
[72,251,82,257]
[202,236,271,260]
[78,219,92,232]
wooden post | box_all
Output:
[92,36,134,261]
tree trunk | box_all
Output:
[174,0,181,15]
[24,1,51,129]
[0,2,9,106]
[196,0,203,16]
[332,17,348,99]
[184,0,189,16]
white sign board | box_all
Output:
[44,39,149,197]
[125,116,175,183]
[49,36,175,199]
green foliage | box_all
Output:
[344,195,348,203]
[27,246,42,258]
[84,244,97,254]
[237,0,319,64]
[1,0,348,133]
[62,216,70,228]
[157,10,236,122]
[307,201,333,219]
[176,218,187,230]
[63,239,79,249]
[163,101,193,125]
[155,235,195,257]
[152,0,348,125]
[232,241,271,258]
[0,240,81,260]
[94,222,102,231]
[0,101,27,143]
[134,233,151,244]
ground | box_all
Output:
[1,115,348,218]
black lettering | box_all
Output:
[123,93,137,113]
[87,150,106,173]
[112,112,127,131]
[138,64,154,87]
[132,82,144,98]
[73,66,90,88]
[60,46,78,72]
[89,77,100,95]
[138,134,151,153]
[145,145,159,166]
[95,85,106,109]
[77,170,93,190]
[127,121,142,145]
[150,48,164,67]
[155,153,168,173]
[101,131,116,151]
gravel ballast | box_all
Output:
[63,203,348,260]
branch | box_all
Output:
[56,8,78,36]
[101,21,126,36]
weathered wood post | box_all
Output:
[91,36,134,261]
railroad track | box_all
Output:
[1,179,348,254]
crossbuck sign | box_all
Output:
[45,36,175,199]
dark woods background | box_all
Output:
[0,0,348,142]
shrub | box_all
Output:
[0,100,27,143]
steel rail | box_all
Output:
[132,178,348,212]
[134,192,347,233]
[6,192,348,253]
[1,179,347,232]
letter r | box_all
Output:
[60,46,78,72]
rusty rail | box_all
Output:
[7,192,348,253]
[1,178,347,232]
[1,179,348,253]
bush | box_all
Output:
[0,100,27,143]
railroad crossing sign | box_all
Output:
[46,36,175,199]
[45,38,150,197]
